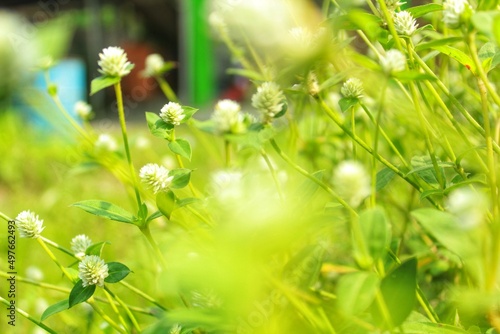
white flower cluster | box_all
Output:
[442,0,472,28]
[95,134,118,152]
[251,82,286,123]
[341,78,364,99]
[160,102,185,126]
[143,53,165,77]
[139,163,174,194]
[74,101,93,121]
[333,161,371,207]
[394,11,418,36]
[78,255,109,287]
[15,210,44,238]
[71,234,93,258]
[97,46,133,78]
[211,99,248,134]
[380,49,406,74]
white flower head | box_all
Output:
[333,161,371,207]
[447,188,489,230]
[97,46,133,78]
[74,101,93,121]
[380,49,406,74]
[15,210,44,238]
[71,234,93,258]
[139,163,174,194]
[95,134,118,152]
[251,82,287,123]
[160,102,185,126]
[394,11,418,36]
[442,0,473,28]
[143,53,165,77]
[341,78,364,99]
[211,99,247,134]
[25,266,44,281]
[78,255,109,287]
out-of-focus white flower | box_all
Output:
[71,234,93,258]
[143,53,164,77]
[447,188,488,230]
[209,170,244,203]
[394,11,418,36]
[333,161,371,207]
[341,78,364,99]
[169,324,182,334]
[442,0,472,28]
[95,134,118,152]
[15,210,44,238]
[97,46,133,78]
[25,266,44,281]
[160,102,185,126]
[135,136,150,149]
[380,49,406,74]
[78,255,109,287]
[74,101,93,121]
[251,82,287,123]
[211,99,247,134]
[209,11,227,33]
[139,163,173,194]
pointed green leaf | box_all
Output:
[431,45,476,74]
[72,200,138,225]
[282,245,325,290]
[181,106,199,123]
[406,4,443,18]
[339,97,359,112]
[337,272,380,315]
[156,190,176,219]
[90,76,120,96]
[376,167,396,191]
[374,258,417,328]
[169,168,192,189]
[402,321,469,334]
[146,210,164,223]
[226,68,266,81]
[414,37,463,52]
[85,241,110,257]
[69,280,96,308]
[105,262,131,283]
[168,139,192,161]
[176,197,201,208]
[41,299,69,321]
[145,112,172,139]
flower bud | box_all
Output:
[394,11,418,36]
[251,82,287,123]
[71,234,93,258]
[341,78,364,99]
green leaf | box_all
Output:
[406,4,443,18]
[145,112,172,139]
[146,210,164,223]
[471,11,499,41]
[169,169,192,189]
[494,15,500,46]
[414,37,463,52]
[41,299,69,321]
[359,207,391,261]
[346,10,384,41]
[69,280,96,308]
[401,321,469,333]
[478,42,500,72]
[226,68,265,81]
[168,139,192,161]
[431,45,476,74]
[181,106,199,123]
[376,167,396,191]
[339,97,359,112]
[85,241,110,257]
[176,197,201,208]
[156,190,176,220]
[72,200,138,225]
[90,76,120,96]
[337,272,380,315]
[374,258,417,329]
[105,262,131,283]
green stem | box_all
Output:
[119,281,167,311]
[103,288,131,333]
[350,107,357,159]
[105,286,141,333]
[40,236,75,257]
[269,138,357,216]
[225,140,231,168]
[36,238,73,281]
[261,148,285,204]
[0,296,57,334]
[376,0,403,51]
[114,82,143,212]
[371,79,388,207]
[156,76,178,103]
[0,211,12,222]
[140,225,167,270]
[88,299,127,334]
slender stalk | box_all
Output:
[0,296,57,334]
[88,299,127,334]
[120,281,167,311]
[103,288,131,333]
[36,238,73,281]
[225,140,231,168]
[261,148,285,204]
[0,211,12,222]
[40,236,75,257]
[105,286,141,333]
[269,138,357,216]
[375,0,402,51]
[114,82,142,212]
[350,107,357,159]
[140,226,167,270]
[155,75,178,103]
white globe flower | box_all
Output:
[15,210,44,238]
[139,163,174,194]
[97,46,133,78]
[78,255,109,287]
